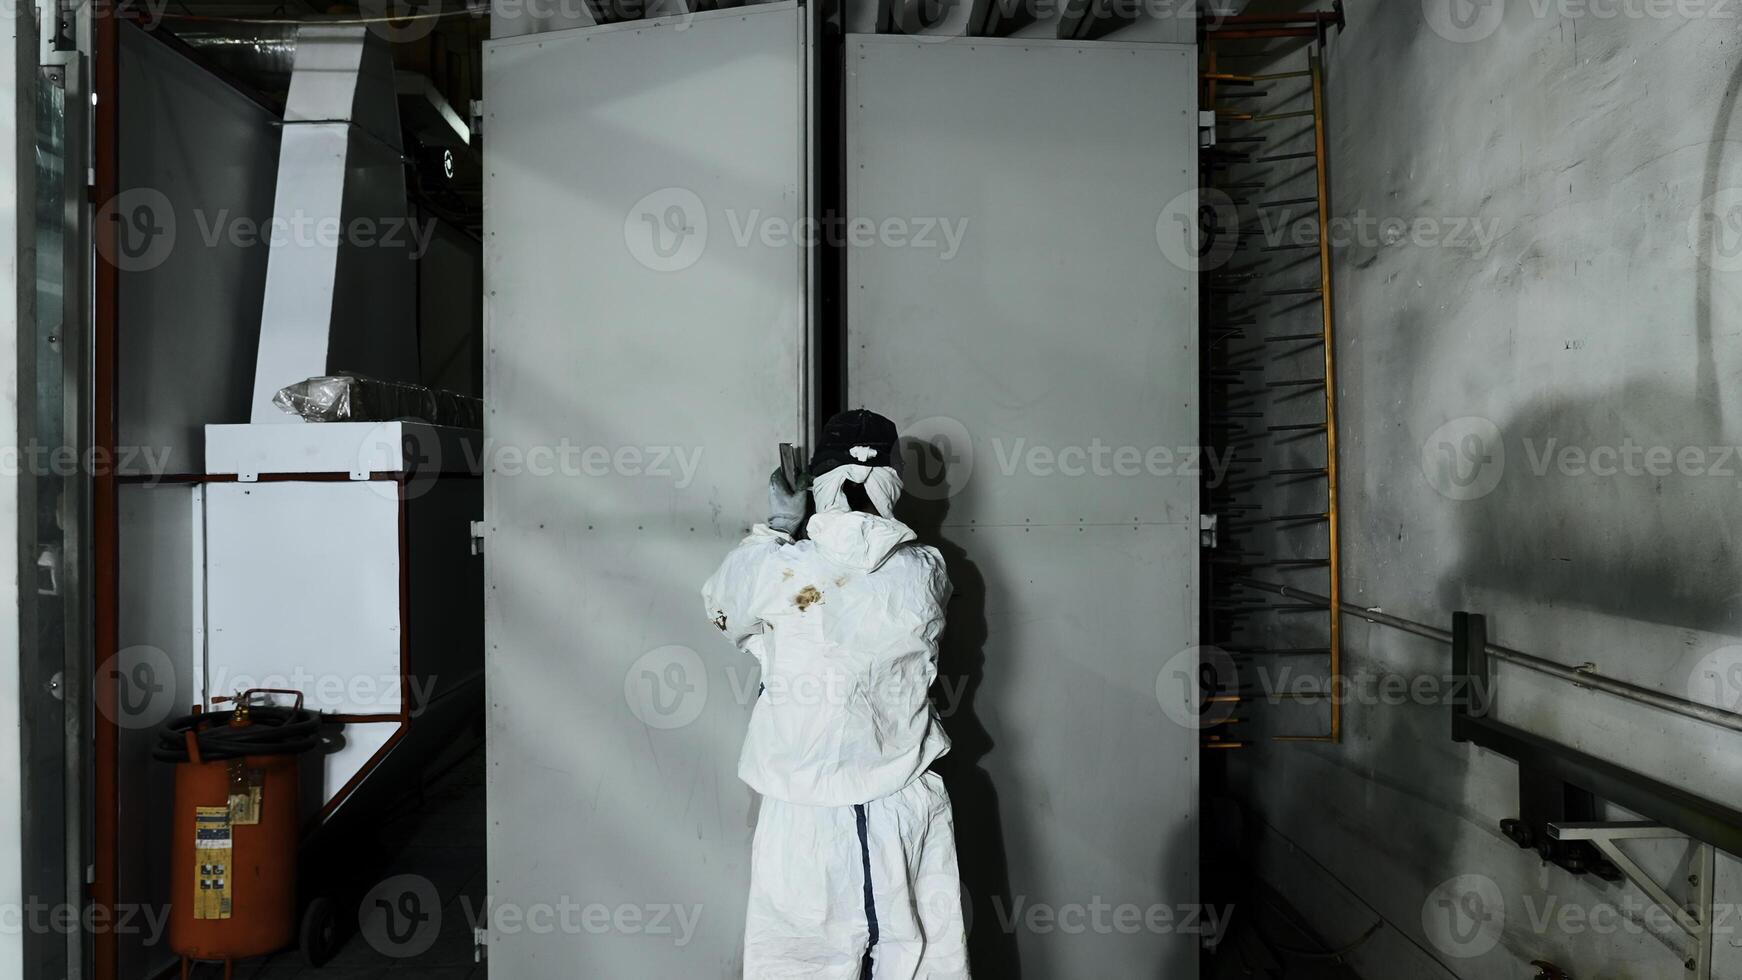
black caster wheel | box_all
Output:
[300,895,341,967]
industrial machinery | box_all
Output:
[192,417,483,968]
[105,21,485,976]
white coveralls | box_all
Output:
[702,465,971,979]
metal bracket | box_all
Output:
[1198,109,1217,148]
[1451,611,1742,859]
[1500,767,1620,881]
[469,521,486,556]
[1548,822,1717,979]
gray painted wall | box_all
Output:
[1230,3,1742,977]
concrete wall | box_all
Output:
[1231,3,1742,977]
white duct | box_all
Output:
[249,26,419,423]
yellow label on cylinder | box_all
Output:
[193,806,233,920]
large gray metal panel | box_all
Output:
[116,484,201,980]
[849,37,1199,528]
[117,24,279,474]
[0,8,32,977]
[846,36,1199,978]
[483,7,808,975]
[416,214,482,397]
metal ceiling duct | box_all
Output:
[164,23,299,99]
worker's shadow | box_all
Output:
[897,439,1023,978]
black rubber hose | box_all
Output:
[152,706,322,763]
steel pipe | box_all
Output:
[1235,578,1742,737]
[1204,27,1321,40]
[1208,4,1344,28]
[1202,70,1311,82]
[1310,54,1344,743]
[94,6,121,978]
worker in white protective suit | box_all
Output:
[702,409,971,980]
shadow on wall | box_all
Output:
[1447,48,1742,637]
[1441,379,1742,638]
[898,438,1023,979]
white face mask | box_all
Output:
[809,465,903,519]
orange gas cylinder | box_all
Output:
[155,690,320,977]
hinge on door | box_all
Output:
[1199,513,1219,549]
[470,521,486,556]
[474,926,488,962]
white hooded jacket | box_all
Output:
[702,475,952,808]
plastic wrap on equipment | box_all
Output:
[272,375,483,429]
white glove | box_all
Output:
[767,468,807,535]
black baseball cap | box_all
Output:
[810,409,902,477]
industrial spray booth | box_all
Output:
[104,22,486,978]
[483,7,1201,975]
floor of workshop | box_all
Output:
[196,747,489,980]
[179,743,1356,980]
[1208,888,1367,980]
